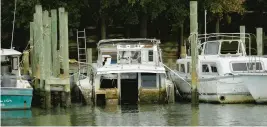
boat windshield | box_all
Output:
[204,41,220,55]
[220,41,239,54]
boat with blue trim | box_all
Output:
[1,48,33,110]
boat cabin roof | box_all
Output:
[0,49,22,56]
[97,38,160,48]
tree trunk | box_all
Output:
[216,18,220,33]
[140,14,148,38]
[101,15,106,39]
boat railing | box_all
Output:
[186,33,257,56]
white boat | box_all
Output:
[170,33,267,103]
[77,39,175,105]
[1,49,33,109]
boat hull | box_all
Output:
[171,72,254,103]
[243,75,267,103]
[1,88,33,110]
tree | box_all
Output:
[1,0,85,48]
[128,0,167,37]
[202,0,245,33]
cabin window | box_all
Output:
[202,64,209,72]
[204,42,219,55]
[211,65,218,73]
[247,62,262,70]
[220,41,239,54]
[148,50,153,62]
[232,62,263,71]
[180,64,185,73]
[141,73,157,88]
[131,51,141,64]
[176,64,180,71]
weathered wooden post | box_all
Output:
[59,8,71,107]
[240,26,245,43]
[117,73,121,105]
[43,10,52,108]
[190,1,199,106]
[35,5,44,89]
[256,28,263,56]
[22,51,30,75]
[87,48,92,75]
[51,9,60,77]
[29,22,34,76]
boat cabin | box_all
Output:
[1,49,22,87]
[97,39,161,66]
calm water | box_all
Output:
[1,103,267,126]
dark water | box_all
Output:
[1,103,267,126]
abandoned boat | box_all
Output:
[1,49,33,110]
[170,33,267,103]
[77,38,175,105]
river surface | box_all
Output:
[1,103,267,126]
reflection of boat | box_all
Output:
[1,110,32,119]
[1,49,33,110]
[170,33,267,103]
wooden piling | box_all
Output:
[256,28,263,56]
[43,10,52,108]
[51,9,60,76]
[240,26,245,43]
[58,9,71,107]
[29,5,71,108]
[35,5,45,89]
[117,73,121,105]
[22,51,30,75]
[190,1,199,106]
[29,22,34,76]
[87,48,92,75]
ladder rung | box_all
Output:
[78,37,86,39]
[79,54,86,56]
[78,31,85,33]
[78,48,86,49]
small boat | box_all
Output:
[170,33,267,103]
[77,38,175,105]
[1,49,33,110]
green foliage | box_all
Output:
[165,0,189,27]
[2,0,84,34]
[203,0,245,21]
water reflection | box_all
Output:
[1,103,267,126]
[121,104,139,113]
[1,110,32,119]
[191,105,199,126]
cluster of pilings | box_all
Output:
[26,5,70,108]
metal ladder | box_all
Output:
[76,29,87,76]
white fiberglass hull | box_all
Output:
[242,74,267,103]
[170,71,254,103]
